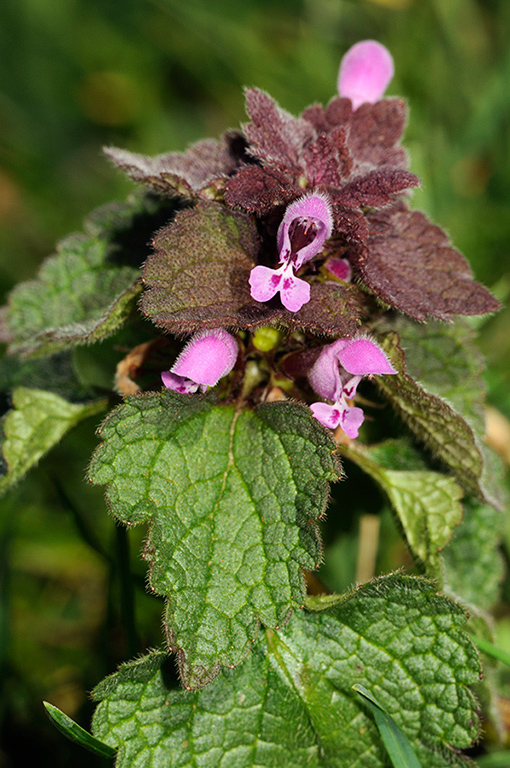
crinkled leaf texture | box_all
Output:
[341,440,463,583]
[142,200,363,336]
[92,574,480,768]
[0,387,106,495]
[376,318,502,509]
[1,193,178,358]
[352,205,499,321]
[88,390,340,689]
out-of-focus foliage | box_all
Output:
[0,0,509,766]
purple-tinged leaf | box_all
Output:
[243,88,315,173]
[278,281,363,337]
[143,200,363,336]
[336,169,419,209]
[141,201,278,333]
[302,130,352,187]
[352,205,500,320]
[225,165,298,214]
[104,132,246,199]
[303,97,409,172]
[347,99,409,170]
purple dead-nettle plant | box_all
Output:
[2,35,503,764]
[249,192,333,311]
[308,336,397,436]
[161,328,238,394]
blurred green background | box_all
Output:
[0,0,509,765]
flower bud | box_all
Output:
[338,40,394,111]
[162,328,238,394]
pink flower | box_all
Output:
[249,192,333,312]
[308,336,396,437]
[338,40,394,111]
[161,328,238,394]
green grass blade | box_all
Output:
[43,702,116,759]
[470,634,510,666]
[352,684,422,768]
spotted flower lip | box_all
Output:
[308,335,397,437]
[249,191,333,312]
[161,328,238,394]
[337,40,394,111]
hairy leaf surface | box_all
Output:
[1,193,178,357]
[92,574,480,767]
[88,391,340,688]
[352,205,499,321]
[104,132,247,198]
[141,200,363,336]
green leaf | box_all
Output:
[375,318,502,508]
[1,192,178,358]
[442,499,505,611]
[88,391,340,688]
[0,387,106,495]
[341,441,463,581]
[92,574,480,767]
[352,684,422,768]
[43,701,115,759]
[3,234,140,358]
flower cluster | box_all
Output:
[103,37,499,441]
[308,336,397,437]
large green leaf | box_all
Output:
[375,318,502,508]
[341,440,463,581]
[0,387,106,495]
[88,391,340,688]
[92,574,480,767]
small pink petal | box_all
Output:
[338,337,397,376]
[280,273,310,312]
[310,402,343,430]
[171,328,238,387]
[338,40,394,111]
[249,265,282,303]
[325,257,352,282]
[341,405,365,438]
[161,371,199,394]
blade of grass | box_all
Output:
[469,634,510,666]
[352,684,422,768]
[43,701,116,759]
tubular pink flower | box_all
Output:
[338,40,394,111]
[161,328,238,394]
[249,192,333,313]
[308,335,396,437]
